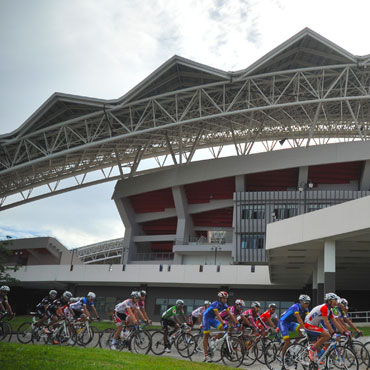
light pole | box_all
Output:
[211,246,222,265]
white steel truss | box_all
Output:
[76,237,124,264]
[1,62,370,210]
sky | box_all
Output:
[1,0,370,248]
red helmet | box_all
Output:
[218,291,229,298]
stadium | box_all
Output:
[1,28,370,320]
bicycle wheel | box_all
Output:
[265,340,283,370]
[242,337,258,366]
[151,330,166,355]
[90,326,100,348]
[176,332,196,358]
[221,335,245,367]
[351,340,370,370]
[56,326,77,346]
[100,328,115,349]
[77,326,94,346]
[327,345,359,370]
[188,333,205,362]
[17,322,34,344]
[257,337,272,364]
[283,343,310,370]
[130,330,152,355]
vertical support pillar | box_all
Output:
[114,197,140,264]
[312,263,318,307]
[172,186,194,264]
[360,160,370,190]
[324,239,336,294]
[235,175,245,192]
[298,166,308,215]
[317,253,324,305]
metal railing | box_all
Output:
[133,252,174,261]
[175,235,231,245]
[348,311,370,323]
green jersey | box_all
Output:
[162,305,183,320]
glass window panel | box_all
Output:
[156,298,168,305]
[241,204,265,219]
[241,234,264,249]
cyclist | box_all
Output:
[46,291,73,344]
[202,291,238,362]
[138,290,152,325]
[161,299,188,353]
[70,292,100,323]
[221,299,246,327]
[336,298,362,336]
[35,289,58,328]
[259,303,278,331]
[304,292,348,361]
[111,291,142,350]
[188,300,211,327]
[242,301,268,335]
[0,285,14,317]
[278,294,311,356]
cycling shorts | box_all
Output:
[278,320,300,339]
[113,311,127,327]
[202,317,223,334]
[304,322,325,341]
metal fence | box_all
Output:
[348,311,370,323]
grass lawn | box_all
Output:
[0,342,228,370]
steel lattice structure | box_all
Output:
[1,28,370,210]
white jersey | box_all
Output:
[115,298,137,314]
[191,306,205,318]
[70,300,83,311]
[305,303,333,327]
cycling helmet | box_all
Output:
[235,299,246,307]
[269,303,277,309]
[131,291,140,299]
[204,300,211,306]
[251,301,261,308]
[324,293,339,302]
[70,297,79,303]
[176,299,185,306]
[299,294,311,303]
[49,290,57,298]
[0,285,10,292]
[217,291,229,299]
[140,290,146,296]
[87,292,96,299]
[63,291,73,300]
[339,298,349,308]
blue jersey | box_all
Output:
[203,300,229,320]
[280,303,308,324]
[81,297,94,307]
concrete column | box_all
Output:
[114,197,140,264]
[298,166,309,188]
[298,166,309,214]
[172,186,194,264]
[235,175,245,192]
[312,263,318,307]
[324,239,336,294]
[360,160,370,190]
[316,253,324,305]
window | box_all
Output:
[307,203,330,213]
[273,204,298,220]
[241,234,264,249]
[241,204,265,219]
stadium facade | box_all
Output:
[2,28,370,320]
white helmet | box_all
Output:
[339,298,349,308]
[63,291,73,300]
[269,303,277,308]
[204,300,211,306]
[140,290,146,296]
[49,290,57,298]
[251,301,261,308]
[131,291,140,299]
[235,299,246,307]
[299,294,311,303]
[217,291,229,298]
[325,293,339,302]
[87,292,96,299]
[0,285,10,292]
[176,299,185,306]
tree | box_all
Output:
[0,236,19,283]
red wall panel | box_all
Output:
[141,217,177,235]
[150,242,173,252]
[185,177,235,204]
[192,208,233,228]
[308,161,362,185]
[129,188,175,213]
[245,168,299,191]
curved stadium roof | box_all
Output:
[1,27,370,210]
